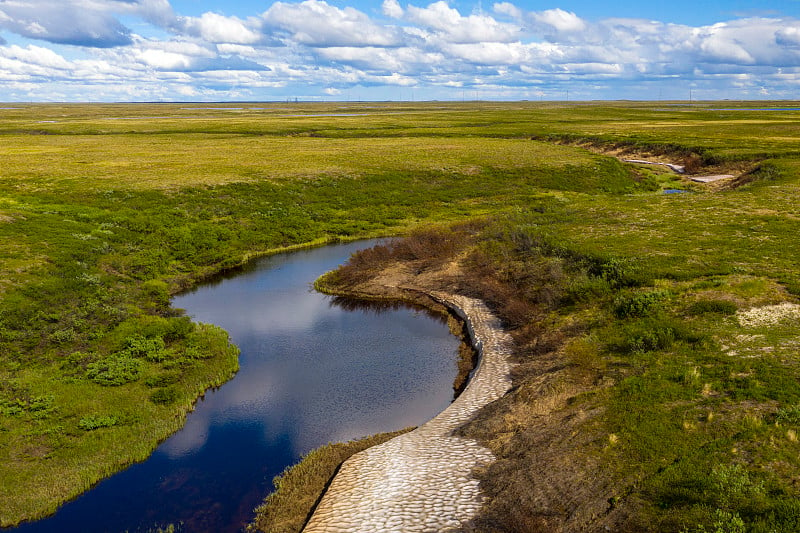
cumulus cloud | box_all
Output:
[493,2,522,20]
[0,0,133,47]
[531,8,586,35]
[178,12,262,44]
[1,0,800,101]
[2,44,72,69]
[405,1,520,43]
[382,0,404,19]
[262,0,401,47]
[776,27,800,47]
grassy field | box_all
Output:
[1,101,799,530]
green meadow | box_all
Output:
[1,102,799,531]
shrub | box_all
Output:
[141,279,171,310]
[614,289,671,318]
[78,415,119,431]
[149,386,180,405]
[682,508,746,533]
[86,355,142,386]
[687,300,738,316]
[120,335,167,362]
[710,464,764,507]
[616,316,702,354]
[775,404,800,425]
[144,373,180,388]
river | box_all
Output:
[11,240,460,533]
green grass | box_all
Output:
[2,100,800,529]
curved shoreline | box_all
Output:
[302,290,514,532]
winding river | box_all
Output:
[12,240,461,533]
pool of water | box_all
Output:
[10,240,460,533]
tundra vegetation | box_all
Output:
[0,102,799,531]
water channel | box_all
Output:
[12,240,461,533]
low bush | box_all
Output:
[144,373,180,388]
[78,415,119,431]
[614,315,702,354]
[775,404,800,425]
[86,355,142,386]
[120,335,167,362]
[686,299,738,316]
[614,289,671,318]
[149,386,180,405]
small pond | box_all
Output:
[11,240,461,533]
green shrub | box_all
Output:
[614,289,670,318]
[50,328,77,344]
[149,386,180,405]
[122,335,165,356]
[749,499,800,532]
[78,415,119,431]
[592,257,643,288]
[682,508,746,533]
[687,300,738,316]
[710,464,764,507]
[144,372,180,388]
[86,355,142,386]
[564,274,613,303]
[0,395,55,418]
[141,279,171,310]
[775,404,800,425]
[616,316,702,354]
[0,399,25,417]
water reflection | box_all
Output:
[329,295,447,320]
[11,240,459,533]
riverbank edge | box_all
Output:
[247,271,501,532]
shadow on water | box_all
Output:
[328,295,448,324]
[9,240,459,533]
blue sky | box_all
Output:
[168,0,799,26]
[1,0,799,102]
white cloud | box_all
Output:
[1,44,72,69]
[532,8,586,34]
[217,44,258,56]
[0,0,133,47]
[1,1,800,101]
[697,27,756,64]
[444,42,529,65]
[178,12,262,44]
[262,0,401,47]
[405,1,520,43]
[382,0,404,19]
[777,27,800,47]
[493,3,522,20]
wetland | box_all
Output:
[1,101,799,532]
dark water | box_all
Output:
[11,240,460,533]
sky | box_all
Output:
[0,0,799,102]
